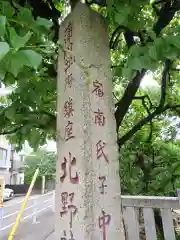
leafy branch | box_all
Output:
[0,125,24,135]
[110,25,138,50]
[133,95,154,142]
[118,103,180,148]
[118,60,174,147]
[159,59,172,107]
[114,1,179,136]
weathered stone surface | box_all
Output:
[56,2,125,239]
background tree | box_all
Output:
[0,0,179,197]
[24,148,56,184]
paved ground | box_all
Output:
[0,193,54,239]
[46,231,55,240]
[1,210,54,240]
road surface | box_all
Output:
[0,193,54,239]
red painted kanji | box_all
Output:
[64,98,74,118]
[64,121,75,141]
[96,140,108,163]
[92,80,104,97]
[60,192,77,228]
[60,152,79,184]
[65,73,73,89]
[99,176,107,194]
[61,230,75,240]
[99,211,111,240]
[94,109,105,126]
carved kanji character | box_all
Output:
[65,73,73,89]
[64,98,74,118]
[60,192,77,228]
[99,176,107,194]
[64,121,75,141]
[64,54,74,75]
[99,211,111,240]
[94,109,105,126]
[60,152,79,184]
[92,80,104,97]
[96,140,108,163]
[64,22,72,49]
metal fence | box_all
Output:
[0,191,55,233]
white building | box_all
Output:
[0,135,24,185]
[0,84,25,184]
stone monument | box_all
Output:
[56,2,125,239]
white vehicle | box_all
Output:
[3,188,14,201]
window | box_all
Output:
[11,150,15,160]
[0,148,7,161]
[20,155,24,162]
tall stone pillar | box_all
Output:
[56,2,125,240]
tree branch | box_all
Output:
[118,104,180,148]
[115,69,146,131]
[117,60,173,147]
[153,0,180,36]
[171,68,180,72]
[0,110,56,136]
[36,110,56,119]
[159,59,172,107]
[133,95,154,142]
[0,126,24,135]
[114,2,179,136]
[133,95,153,113]
[109,25,137,49]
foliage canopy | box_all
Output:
[0,0,180,195]
[24,148,56,184]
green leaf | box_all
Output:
[0,67,5,80]
[1,1,14,18]
[140,55,157,70]
[170,162,180,173]
[18,50,42,69]
[9,54,24,77]
[0,16,6,37]
[175,25,180,33]
[4,72,16,85]
[151,167,165,176]
[0,42,9,61]
[148,45,159,60]
[128,57,143,70]
[29,129,42,150]
[170,35,180,49]
[36,17,53,30]
[129,45,141,57]
[115,7,131,25]
[5,107,16,120]
[148,30,156,41]
[163,47,178,60]
[122,67,136,79]
[1,51,24,77]
[9,28,32,50]
[17,7,33,24]
[148,38,168,61]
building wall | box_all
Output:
[0,169,11,184]
[16,173,24,184]
[0,135,11,169]
[0,136,25,185]
[10,173,24,185]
